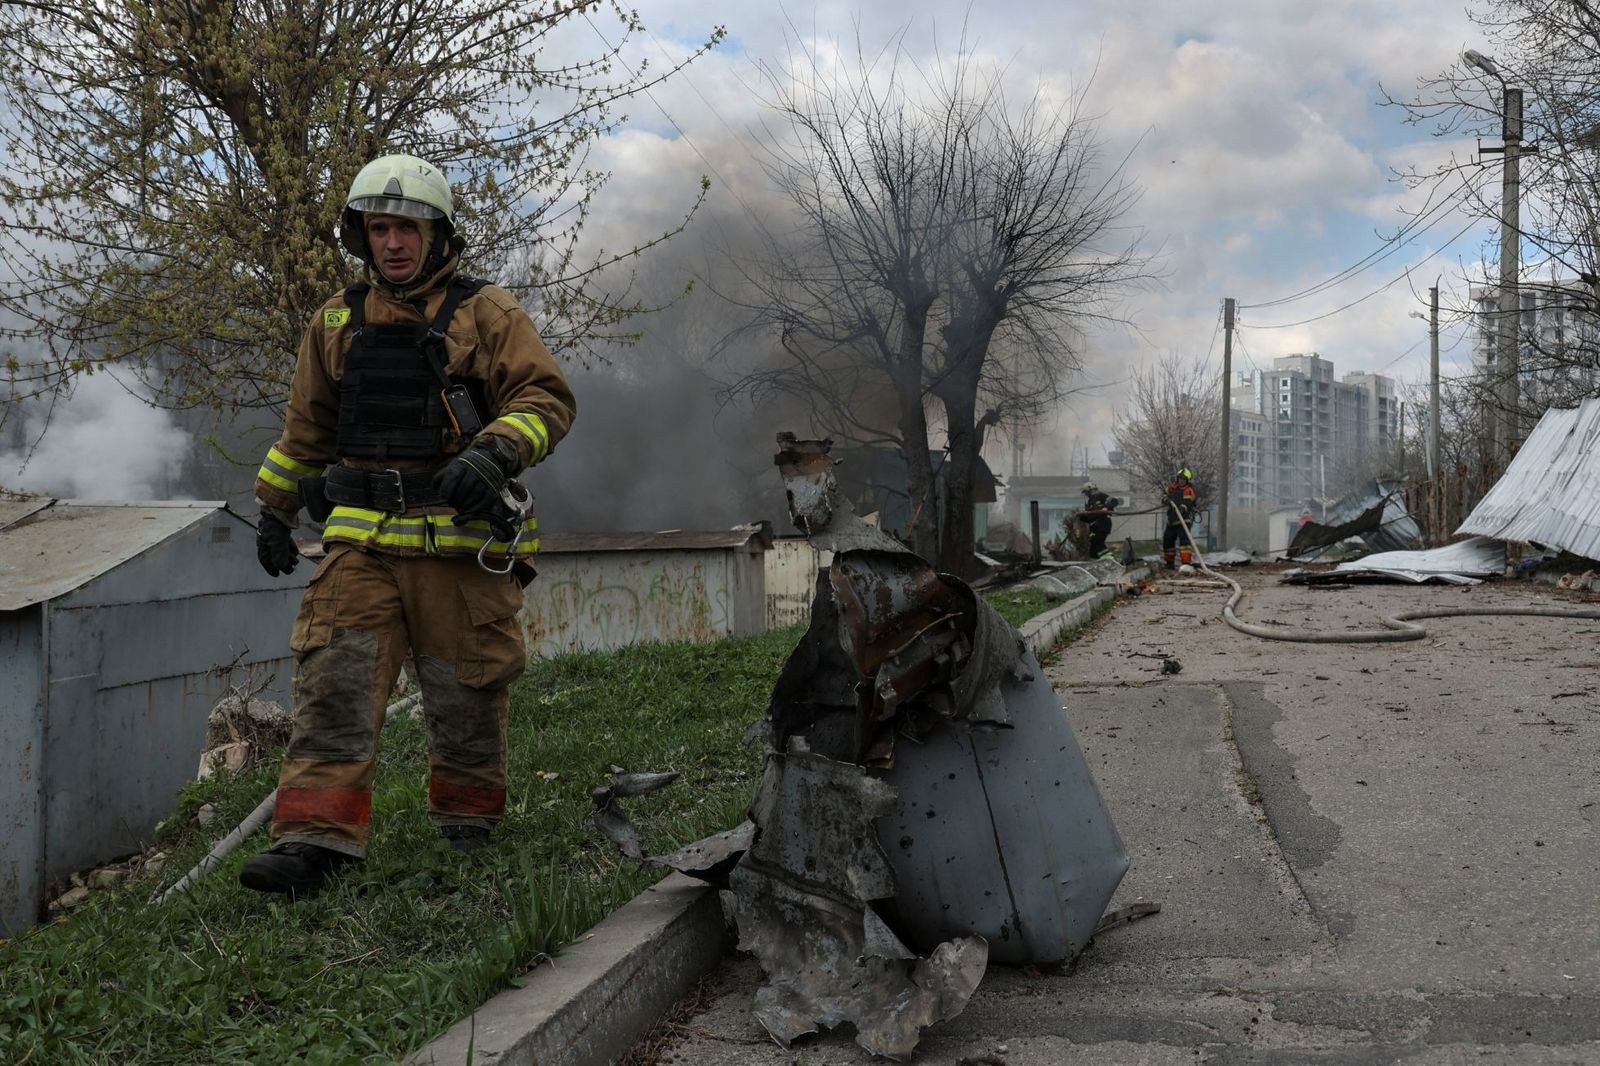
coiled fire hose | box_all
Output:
[1165,508,1600,644]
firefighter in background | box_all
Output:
[241,153,577,896]
[1162,467,1199,569]
[1079,482,1118,558]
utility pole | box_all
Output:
[1429,284,1441,543]
[1217,297,1236,548]
[1473,74,1525,466]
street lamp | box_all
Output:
[1462,49,1525,468]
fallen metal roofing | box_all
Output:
[0,500,231,611]
[1289,480,1421,557]
[1458,398,1600,561]
[1287,536,1507,585]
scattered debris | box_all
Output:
[1201,548,1252,567]
[588,435,1133,1060]
[197,692,291,778]
[1289,480,1422,558]
[1159,658,1183,676]
[1284,537,1507,586]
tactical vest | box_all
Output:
[336,276,490,461]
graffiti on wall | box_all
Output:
[519,557,737,658]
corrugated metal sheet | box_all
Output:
[0,500,225,611]
[538,524,772,554]
[2,501,304,935]
[1458,398,1600,560]
[1322,536,1507,584]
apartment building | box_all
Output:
[1468,280,1600,408]
[1231,354,1395,507]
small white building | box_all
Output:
[521,525,773,657]
[1,500,306,934]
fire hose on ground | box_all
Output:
[1165,508,1600,644]
[151,689,424,905]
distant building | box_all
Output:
[1469,280,1600,408]
[1230,353,1397,508]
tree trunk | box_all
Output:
[895,302,939,559]
[934,308,999,577]
[938,393,982,577]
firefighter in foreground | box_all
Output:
[1162,467,1198,569]
[241,154,577,896]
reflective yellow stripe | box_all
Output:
[257,447,326,494]
[495,413,549,462]
[322,508,538,556]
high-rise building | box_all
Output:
[1230,353,1396,507]
[1468,280,1600,409]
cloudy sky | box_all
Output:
[568,0,1503,470]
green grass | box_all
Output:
[0,626,802,1065]
[983,585,1070,627]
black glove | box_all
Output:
[435,436,519,516]
[256,512,299,577]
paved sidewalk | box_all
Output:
[647,569,1600,1064]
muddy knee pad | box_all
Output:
[416,655,506,769]
[289,627,381,761]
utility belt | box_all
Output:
[300,464,534,576]
[302,466,448,519]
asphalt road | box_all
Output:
[647,568,1600,1064]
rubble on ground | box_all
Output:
[198,693,291,777]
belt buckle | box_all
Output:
[383,468,406,513]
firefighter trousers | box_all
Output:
[1162,520,1195,565]
[272,543,528,857]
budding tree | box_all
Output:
[0,0,721,425]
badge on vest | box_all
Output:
[324,308,351,328]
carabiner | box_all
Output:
[473,480,533,575]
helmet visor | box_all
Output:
[348,195,445,221]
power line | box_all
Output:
[1237,217,1481,331]
[1238,170,1488,312]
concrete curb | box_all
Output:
[407,872,727,1066]
[1017,565,1148,658]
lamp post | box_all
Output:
[1463,49,1525,468]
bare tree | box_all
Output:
[727,28,1152,574]
[0,1,722,427]
[1113,353,1220,505]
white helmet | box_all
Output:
[339,154,456,264]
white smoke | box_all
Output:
[2,371,191,500]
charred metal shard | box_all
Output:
[588,437,1132,1060]
[584,767,680,862]
[730,745,988,1059]
[585,767,755,887]
[755,435,1130,1010]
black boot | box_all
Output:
[239,841,357,897]
[439,825,492,852]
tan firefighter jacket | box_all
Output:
[254,255,576,563]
